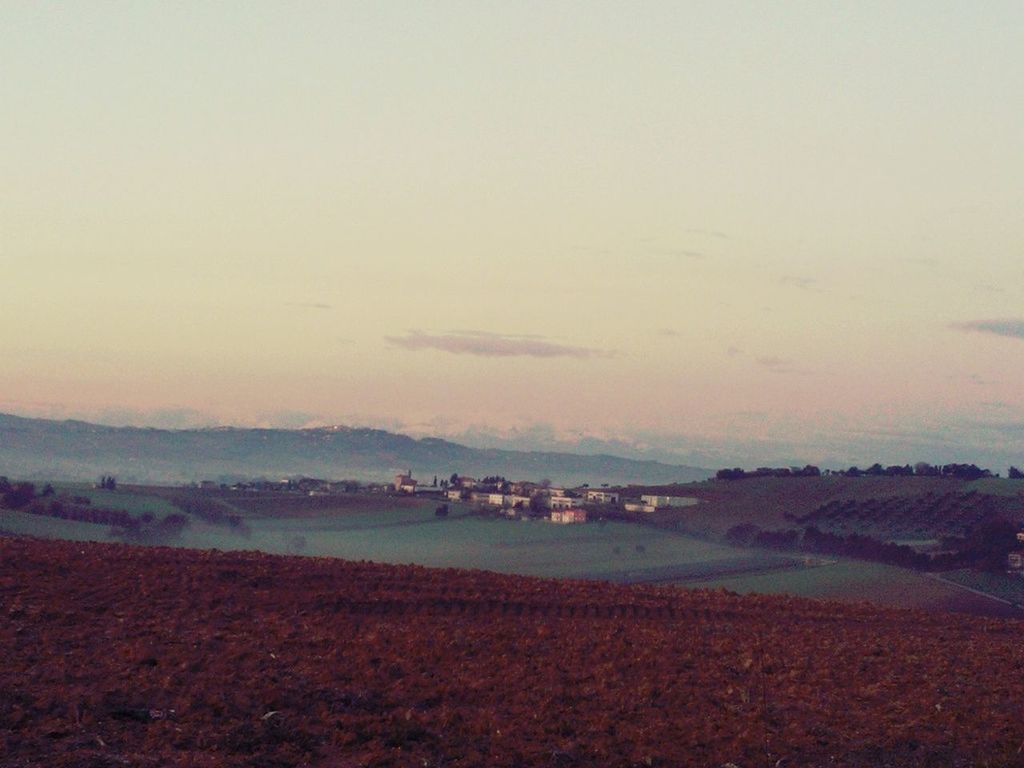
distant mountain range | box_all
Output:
[0,413,712,487]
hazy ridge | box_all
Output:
[0,413,711,486]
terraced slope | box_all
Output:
[2,538,1024,767]
[794,490,1021,540]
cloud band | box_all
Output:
[387,331,610,359]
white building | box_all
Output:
[624,502,657,513]
[547,495,578,510]
[640,494,699,509]
[1008,552,1024,574]
[393,470,417,494]
[585,490,620,504]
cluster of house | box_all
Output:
[393,471,699,524]
[191,471,701,528]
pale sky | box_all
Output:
[2,2,1023,467]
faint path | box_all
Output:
[924,572,1018,608]
[581,556,804,585]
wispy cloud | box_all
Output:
[757,355,798,374]
[93,407,219,430]
[449,328,545,340]
[952,319,1024,341]
[685,228,729,240]
[945,372,995,387]
[981,401,1011,410]
[779,275,817,290]
[653,248,705,259]
[570,245,612,256]
[387,330,612,359]
[657,328,681,338]
[256,410,324,429]
[286,301,333,310]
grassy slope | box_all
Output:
[634,475,1024,535]
[53,483,183,518]
[0,509,117,543]
[679,557,1021,616]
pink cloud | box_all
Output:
[387,331,611,359]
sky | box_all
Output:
[2,1,1023,469]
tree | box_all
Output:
[2,482,36,509]
[529,494,548,515]
[725,523,760,546]
[958,519,1019,572]
[1009,466,1024,480]
[716,468,745,480]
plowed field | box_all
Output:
[2,538,1023,767]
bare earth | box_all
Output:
[3,537,1024,767]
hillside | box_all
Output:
[3,537,1024,767]
[0,413,709,486]
[626,475,1024,538]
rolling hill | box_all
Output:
[0,413,710,486]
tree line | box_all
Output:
[726,519,1019,572]
[0,475,191,543]
[716,462,1002,481]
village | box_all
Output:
[391,470,699,523]
[193,470,700,524]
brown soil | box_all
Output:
[2,537,1024,767]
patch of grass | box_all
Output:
[939,569,1024,605]
[51,483,181,518]
[0,509,115,542]
[679,558,1020,615]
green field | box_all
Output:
[52,483,182,518]
[3,486,1019,616]
[938,569,1024,606]
[176,505,790,581]
[1,491,793,581]
[0,509,120,542]
[679,558,1019,615]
